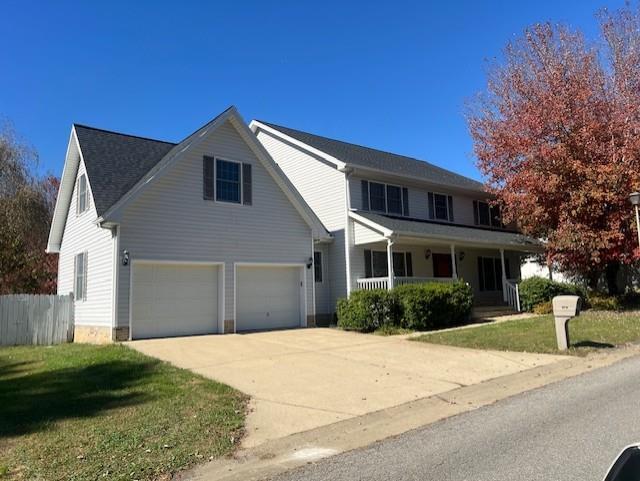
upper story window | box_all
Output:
[428,192,454,222]
[76,174,88,215]
[203,156,252,205]
[361,180,409,216]
[473,200,502,228]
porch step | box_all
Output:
[471,305,517,320]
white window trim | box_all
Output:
[76,174,89,217]
[431,191,450,221]
[368,181,405,216]
[214,157,244,206]
[367,249,411,277]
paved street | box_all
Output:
[269,355,640,481]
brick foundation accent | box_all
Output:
[112,326,130,342]
[74,326,112,344]
[224,319,235,333]
[306,315,316,328]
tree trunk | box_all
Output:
[605,262,620,295]
[586,270,600,291]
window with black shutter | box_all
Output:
[242,163,252,205]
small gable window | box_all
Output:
[216,159,241,203]
[204,157,252,205]
[76,174,88,214]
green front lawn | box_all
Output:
[412,310,640,356]
[0,344,246,481]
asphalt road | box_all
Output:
[269,355,640,481]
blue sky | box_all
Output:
[1,0,623,179]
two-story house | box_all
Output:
[47,107,331,342]
[251,121,542,321]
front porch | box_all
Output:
[349,211,539,312]
[354,243,521,312]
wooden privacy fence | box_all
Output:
[0,294,74,346]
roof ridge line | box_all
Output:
[257,120,425,161]
[73,123,177,145]
[256,120,482,184]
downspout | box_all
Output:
[311,235,316,327]
[111,224,120,340]
[343,168,354,295]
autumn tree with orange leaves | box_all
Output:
[467,5,640,293]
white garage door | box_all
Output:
[131,263,219,339]
[236,265,302,331]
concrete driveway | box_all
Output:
[128,328,565,448]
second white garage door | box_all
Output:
[236,265,303,331]
[131,263,220,339]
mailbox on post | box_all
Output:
[552,295,582,350]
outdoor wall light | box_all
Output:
[306,257,313,269]
[425,249,432,260]
[459,251,466,261]
[122,250,130,266]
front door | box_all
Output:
[477,256,511,291]
[432,253,453,278]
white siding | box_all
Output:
[117,120,314,331]
[353,221,385,245]
[256,129,347,310]
[57,157,114,327]
[313,242,331,315]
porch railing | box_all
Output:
[356,276,456,291]
[505,280,521,312]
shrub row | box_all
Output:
[518,276,586,312]
[336,281,473,332]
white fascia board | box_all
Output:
[46,127,81,253]
[249,120,348,171]
[348,211,394,238]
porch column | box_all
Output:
[450,244,458,279]
[387,238,394,290]
[499,248,507,301]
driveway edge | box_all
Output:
[178,344,640,481]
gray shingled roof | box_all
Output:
[354,211,541,249]
[74,125,176,216]
[259,121,485,192]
